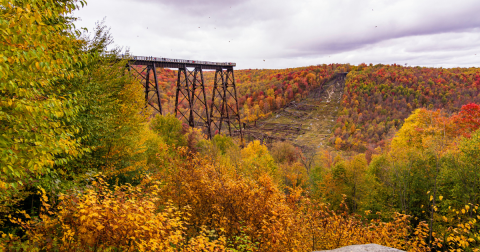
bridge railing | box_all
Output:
[120,54,236,67]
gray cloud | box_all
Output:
[280,0,480,56]
[75,0,480,69]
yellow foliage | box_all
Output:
[391,108,458,154]
[4,177,226,251]
[240,140,278,179]
[335,137,343,150]
[301,196,433,251]
[279,162,308,190]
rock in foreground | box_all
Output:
[315,244,405,252]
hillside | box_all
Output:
[334,64,480,152]
[244,74,345,151]
[140,64,480,155]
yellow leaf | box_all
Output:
[97,224,104,231]
[439,196,443,201]
[35,62,40,69]
[430,195,433,201]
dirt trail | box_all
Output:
[243,77,345,151]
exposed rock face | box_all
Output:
[314,244,405,252]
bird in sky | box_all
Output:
[263,60,265,62]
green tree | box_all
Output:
[440,130,480,209]
[150,114,187,147]
[0,0,88,220]
[345,154,368,212]
[61,20,150,183]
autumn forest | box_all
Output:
[2,1,480,251]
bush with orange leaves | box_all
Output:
[152,146,310,252]
[3,176,226,251]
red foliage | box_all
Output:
[336,65,480,151]
[451,103,480,137]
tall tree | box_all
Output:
[0,0,88,219]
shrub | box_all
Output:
[3,177,226,251]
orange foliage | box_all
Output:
[152,148,309,251]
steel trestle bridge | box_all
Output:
[124,55,242,141]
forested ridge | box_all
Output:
[335,64,480,153]
[2,0,480,251]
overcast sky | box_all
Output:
[74,0,480,69]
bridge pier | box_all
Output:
[145,63,163,114]
[174,65,211,138]
[128,63,163,115]
[210,68,243,141]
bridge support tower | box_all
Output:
[174,65,211,138]
[128,63,163,115]
[209,68,243,141]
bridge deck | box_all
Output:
[124,55,236,70]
